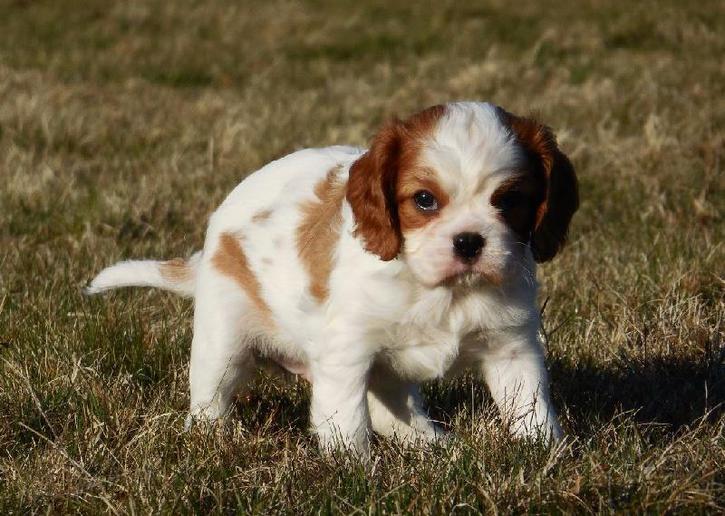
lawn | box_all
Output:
[0,0,723,513]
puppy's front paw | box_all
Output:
[184,408,230,432]
[509,417,563,445]
[314,424,371,462]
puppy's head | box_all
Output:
[347,102,579,288]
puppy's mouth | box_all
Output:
[440,270,484,288]
[437,263,503,289]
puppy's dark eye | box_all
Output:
[413,190,438,211]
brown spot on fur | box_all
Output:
[490,174,545,239]
[297,166,346,302]
[159,258,192,282]
[396,169,450,232]
[211,232,273,326]
[498,109,579,262]
[251,209,273,223]
[347,104,446,260]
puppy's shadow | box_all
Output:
[551,353,724,432]
[232,374,311,434]
[424,353,724,434]
[232,354,724,436]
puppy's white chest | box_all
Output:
[379,284,535,381]
[380,291,475,381]
[386,324,462,381]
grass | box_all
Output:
[0,0,723,512]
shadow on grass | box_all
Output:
[422,353,724,436]
[551,353,724,432]
[222,353,724,438]
[231,375,311,434]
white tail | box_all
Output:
[85,252,201,298]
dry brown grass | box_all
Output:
[0,0,723,513]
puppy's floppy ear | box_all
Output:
[502,110,579,262]
[347,119,403,261]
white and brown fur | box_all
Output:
[87,102,579,458]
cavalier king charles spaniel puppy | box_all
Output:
[88,101,578,458]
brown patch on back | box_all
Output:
[159,258,192,283]
[296,166,346,302]
[211,232,274,327]
[251,209,273,223]
[346,104,447,259]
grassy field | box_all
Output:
[1,0,723,512]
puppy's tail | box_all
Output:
[85,252,201,298]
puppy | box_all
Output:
[87,102,578,457]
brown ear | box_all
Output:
[346,120,403,260]
[503,111,579,262]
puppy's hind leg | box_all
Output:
[186,264,258,428]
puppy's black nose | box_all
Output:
[453,232,485,262]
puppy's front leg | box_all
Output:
[479,326,562,442]
[367,365,442,444]
[309,346,373,458]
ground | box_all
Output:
[0,0,723,513]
